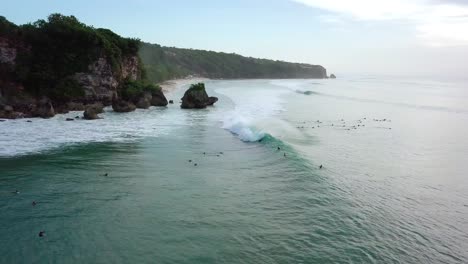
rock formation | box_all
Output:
[150,90,168,107]
[135,92,152,109]
[181,83,217,109]
[83,104,102,120]
[207,97,218,106]
[0,15,147,119]
[33,97,55,118]
[112,100,136,113]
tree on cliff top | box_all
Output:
[0,16,18,37]
[8,13,141,100]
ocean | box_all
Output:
[1,76,467,263]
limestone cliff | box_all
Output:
[73,56,140,102]
[0,37,17,65]
[0,14,146,118]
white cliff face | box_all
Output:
[74,56,140,101]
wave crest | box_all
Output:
[222,114,265,142]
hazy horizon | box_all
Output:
[3,0,468,78]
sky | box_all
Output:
[2,0,468,77]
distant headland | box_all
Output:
[0,14,329,119]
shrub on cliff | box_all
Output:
[188,83,206,91]
[50,78,85,102]
[0,16,18,36]
[119,79,161,101]
[3,14,141,99]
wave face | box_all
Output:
[214,81,290,142]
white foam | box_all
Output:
[221,114,265,142]
[0,107,181,157]
[214,82,290,142]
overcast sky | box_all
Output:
[3,0,468,77]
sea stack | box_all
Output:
[181,83,218,109]
[83,103,104,120]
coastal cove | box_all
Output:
[1,77,468,263]
[0,14,330,121]
[1,7,468,264]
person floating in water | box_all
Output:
[319,165,323,169]
[194,163,198,166]
[13,190,19,194]
[32,201,37,206]
[103,173,108,177]
[277,147,281,151]
[284,153,287,157]
[39,231,45,237]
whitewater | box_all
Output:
[1,76,468,263]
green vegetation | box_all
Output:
[188,83,206,91]
[119,79,160,101]
[50,78,85,101]
[139,43,327,83]
[1,13,327,105]
[0,16,18,37]
[1,14,141,100]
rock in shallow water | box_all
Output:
[83,104,103,120]
[207,96,218,106]
[181,83,217,109]
[0,105,24,119]
[136,92,152,109]
[33,97,55,118]
[112,100,136,113]
[151,90,168,107]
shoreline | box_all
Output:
[159,77,210,94]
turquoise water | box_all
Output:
[1,77,468,263]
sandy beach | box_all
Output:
[159,77,210,94]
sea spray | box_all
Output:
[214,82,291,142]
[221,113,265,142]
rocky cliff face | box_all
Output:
[76,56,139,99]
[73,56,140,102]
[0,38,17,65]
[0,14,161,119]
[0,37,26,99]
[0,34,143,118]
[121,56,140,80]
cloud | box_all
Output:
[317,15,344,24]
[292,0,468,46]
